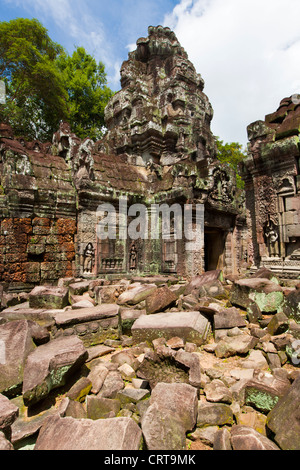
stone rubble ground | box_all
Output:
[0,269,299,451]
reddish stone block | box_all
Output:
[32,217,51,227]
[57,219,77,235]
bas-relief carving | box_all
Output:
[83,243,95,274]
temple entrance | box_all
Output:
[204,228,226,271]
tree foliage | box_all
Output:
[215,137,247,189]
[0,18,68,140]
[56,47,114,141]
[0,18,113,141]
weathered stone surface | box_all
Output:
[145,286,177,314]
[86,395,120,420]
[197,402,234,427]
[117,284,157,306]
[22,336,88,406]
[116,388,150,405]
[230,278,284,312]
[149,382,198,431]
[213,428,232,450]
[267,375,300,450]
[0,394,19,436]
[97,371,125,399]
[29,286,69,310]
[141,382,198,450]
[230,425,280,450]
[204,379,233,404]
[141,402,187,450]
[66,377,92,402]
[132,311,210,346]
[283,288,300,322]
[243,377,291,414]
[88,364,109,394]
[0,431,14,450]
[11,395,68,447]
[184,271,222,296]
[214,307,247,330]
[240,350,269,370]
[0,320,36,396]
[64,398,87,419]
[68,281,91,296]
[267,312,290,336]
[53,304,119,326]
[236,407,267,435]
[119,308,146,336]
[215,334,258,358]
[34,415,142,450]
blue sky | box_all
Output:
[1,0,300,146]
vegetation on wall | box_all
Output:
[215,137,247,189]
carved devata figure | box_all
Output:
[83,243,95,274]
[129,242,137,271]
[264,219,280,258]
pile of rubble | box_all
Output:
[0,269,299,450]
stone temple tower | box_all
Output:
[103,25,216,167]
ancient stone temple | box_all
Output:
[0,26,245,291]
[242,95,300,278]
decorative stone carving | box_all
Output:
[83,243,95,274]
[264,220,280,258]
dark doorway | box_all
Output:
[204,229,226,271]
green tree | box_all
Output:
[215,137,247,189]
[0,19,114,142]
[0,18,68,141]
[56,47,114,141]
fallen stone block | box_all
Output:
[0,431,14,450]
[29,286,69,310]
[132,311,210,346]
[215,334,258,358]
[97,371,125,399]
[283,288,300,323]
[68,281,91,297]
[230,278,284,312]
[66,377,92,402]
[86,396,120,420]
[88,363,109,394]
[184,270,223,296]
[0,394,19,439]
[117,283,157,306]
[204,379,233,404]
[145,286,177,314]
[34,415,143,450]
[52,304,120,347]
[119,308,146,336]
[22,336,88,406]
[141,382,198,451]
[267,311,290,336]
[214,307,247,330]
[197,402,234,427]
[230,425,280,450]
[213,428,232,450]
[267,375,300,450]
[0,320,36,396]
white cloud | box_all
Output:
[164,0,300,145]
